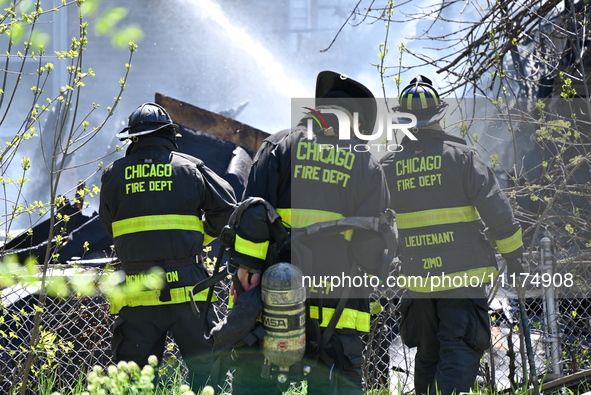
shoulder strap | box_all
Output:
[290,211,398,350]
[290,210,398,259]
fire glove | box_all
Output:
[209,285,264,352]
[505,255,528,277]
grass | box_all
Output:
[22,356,206,395]
[23,358,591,395]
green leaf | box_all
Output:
[30,31,50,49]
[80,0,100,16]
[70,271,97,296]
[96,7,128,35]
[46,275,70,298]
[8,22,24,43]
[111,25,144,49]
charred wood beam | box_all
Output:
[155,93,269,157]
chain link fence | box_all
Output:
[364,240,591,394]
[1,242,590,394]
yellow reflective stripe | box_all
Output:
[109,286,214,314]
[112,214,204,237]
[309,306,371,332]
[406,93,414,110]
[419,92,428,109]
[399,266,498,292]
[235,234,269,260]
[276,208,353,241]
[277,208,344,227]
[203,233,217,246]
[396,206,480,229]
[496,228,523,254]
[429,88,440,106]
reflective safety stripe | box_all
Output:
[112,214,205,237]
[108,286,215,314]
[419,92,428,109]
[308,306,371,332]
[396,206,480,229]
[277,208,344,227]
[403,88,439,110]
[399,266,498,292]
[496,228,523,254]
[203,234,217,246]
[430,88,439,106]
[276,208,353,241]
[235,234,269,260]
[406,93,414,110]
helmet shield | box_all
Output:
[315,70,377,135]
[116,102,179,140]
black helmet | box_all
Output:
[116,102,178,141]
[394,75,448,128]
[315,70,377,135]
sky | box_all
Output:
[0,0,501,226]
[2,0,403,226]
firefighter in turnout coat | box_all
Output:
[224,71,392,395]
[380,76,525,395]
[99,102,236,392]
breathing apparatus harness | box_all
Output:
[190,197,397,390]
[189,197,286,319]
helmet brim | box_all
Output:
[116,122,179,141]
[315,70,377,134]
[392,101,448,128]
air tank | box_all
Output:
[261,262,306,368]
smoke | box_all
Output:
[1,0,392,231]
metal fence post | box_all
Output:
[540,236,562,376]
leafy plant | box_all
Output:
[0,1,140,393]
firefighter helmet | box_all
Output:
[116,102,178,140]
[315,70,377,135]
[394,75,448,128]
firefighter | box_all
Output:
[221,71,392,395]
[380,76,525,395]
[99,102,236,392]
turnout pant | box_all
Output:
[112,302,214,392]
[398,296,491,395]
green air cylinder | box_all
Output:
[261,262,306,368]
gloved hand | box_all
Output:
[210,285,263,352]
[230,268,261,304]
[505,255,528,277]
